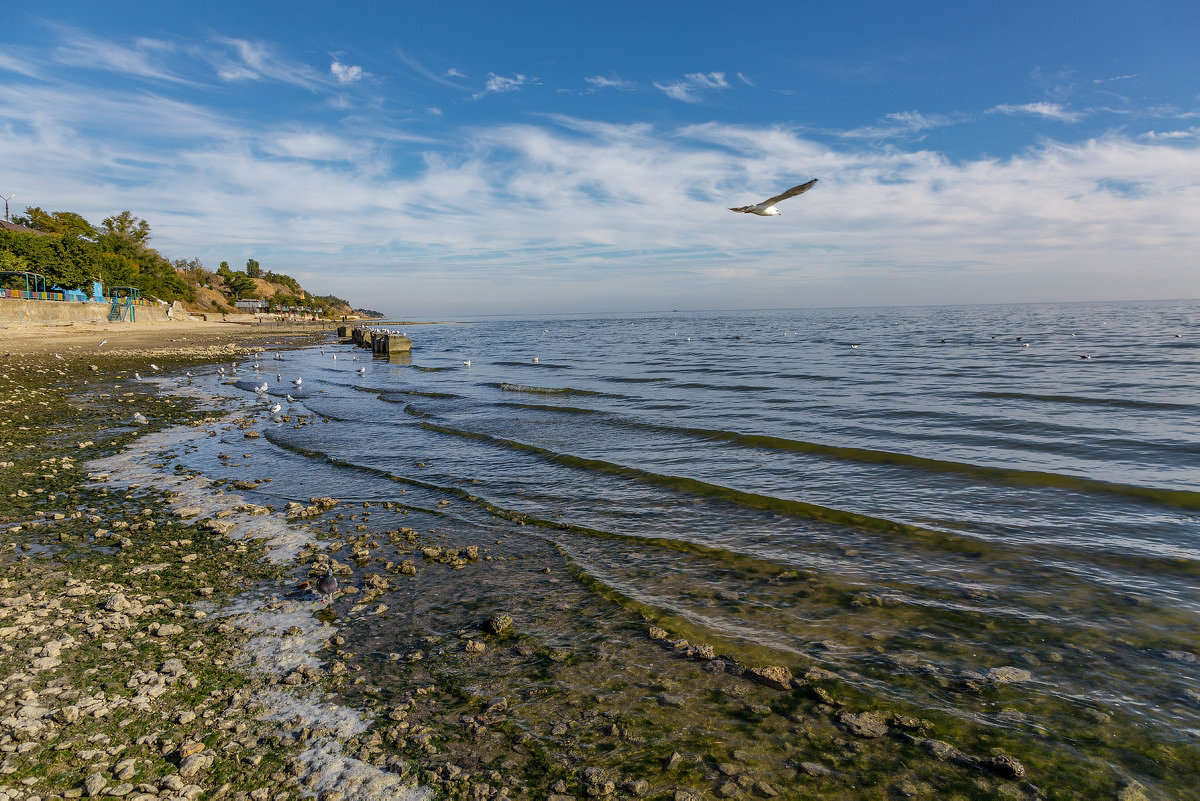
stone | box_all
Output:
[746,665,793,691]
[85,773,108,797]
[622,779,649,797]
[837,711,889,738]
[980,753,1025,780]
[178,741,205,759]
[178,752,213,779]
[105,782,134,796]
[482,614,513,635]
[797,762,831,777]
[103,594,130,612]
[987,666,1032,684]
[917,738,968,765]
[464,640,486,655]
[648,626,669,641]
[205,519,236,535]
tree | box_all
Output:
[225,271,257,300]
[16,207,96,239]
[245,258,262,279]
[100,211,151,245]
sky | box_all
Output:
[1,1,1198,316]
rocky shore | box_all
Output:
[0,334,428,800]
[0,331,1168,800]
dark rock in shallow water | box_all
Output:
[481,614,513,635]
[745,665,793,690]
[981,753,1026,780]
[837,710,889,738]
[797,761,832,777]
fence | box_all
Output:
[0,288,148,303]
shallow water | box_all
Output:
[169,300,1200,796]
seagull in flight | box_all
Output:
[97,339,108,349]
[729,178,818,216]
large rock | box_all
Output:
[746,665,793,691]
[837,711,889,738]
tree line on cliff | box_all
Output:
[0,206,353,316]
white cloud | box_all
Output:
[47,28,196,85]
[585,74,636,91]
[2,43,1199,314]
[444,67,466,79]
[654,72,729,103]
[471,73,533,100]
[841,110,966,140]
[988,101,1083,123]
[330,59,364,84]
[210,37,323,88]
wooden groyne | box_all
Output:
[340,326,412,356]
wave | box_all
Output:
[498,382,601,397]
[672,382,774,392]
[495,360,571,369]
[974,390,1196,412]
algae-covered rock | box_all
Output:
[746,664,793,691]
[837,710,889,738]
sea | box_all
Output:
[174,299,1200,795]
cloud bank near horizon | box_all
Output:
[1,26,1198,315]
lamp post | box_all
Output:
[0,194,12,222]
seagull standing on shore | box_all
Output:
[729,178,818,216]
[316,567,337,603]
[292,378,302,387]
[132,412,148,425]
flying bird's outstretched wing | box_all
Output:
[729,178,819,213]
[762,178,818,206]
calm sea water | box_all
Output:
[181,299,1200,794]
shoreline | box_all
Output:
[2,321,1182,799]
[0,327,429,800]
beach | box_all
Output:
[2,304,1197,800]
[0,321,432,801]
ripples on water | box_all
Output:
[180,300,1200,795]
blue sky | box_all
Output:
[2,2,1198,315]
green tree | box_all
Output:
[245,258,262,278]
[225,271,257,300]
[100,211,151,245]
[16,208,97,239]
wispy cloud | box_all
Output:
[209,37,323,88]
[395,50,468,90]
[654,72,729,103]
[988,101,1083,122]
[48,28,196,85]
[3,29,1199,314]
[841,110,966,140]
[472,73,534,100]
[585,74,636,91]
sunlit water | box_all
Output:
[167,300,1200,795]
